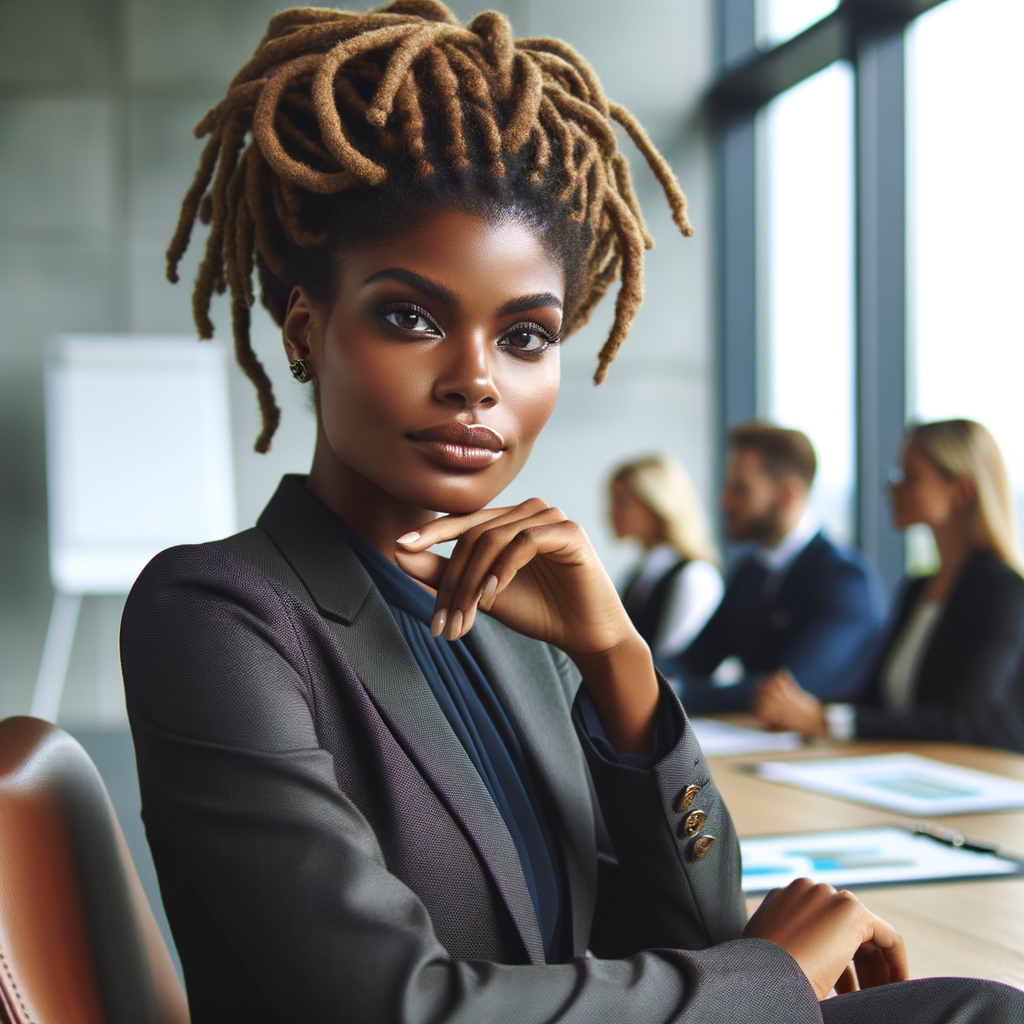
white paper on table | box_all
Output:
[740,825,1023,894]
[688,718,802,757]
[754,752,1024,816]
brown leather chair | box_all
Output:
[0,716,189,1024]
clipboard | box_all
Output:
[740,825,1024,895]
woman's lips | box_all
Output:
[407,423,505,472]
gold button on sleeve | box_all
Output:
[674,784,701,814]
[691,835,715,861]
[682,809,706,838]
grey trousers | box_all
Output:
[821,977,1024,1023]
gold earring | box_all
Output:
[289,358,311,383]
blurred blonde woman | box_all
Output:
[756,419,1024,748]
[609,455,723,657]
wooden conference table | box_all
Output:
[706,727,1024,989]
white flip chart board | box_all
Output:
[44,335,237,594]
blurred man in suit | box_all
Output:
[661,423,884,714]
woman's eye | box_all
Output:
[501,328,554,355]
[383,308,438,334]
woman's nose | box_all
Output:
[433,333,499,408]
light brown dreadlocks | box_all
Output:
[167,0,693,452]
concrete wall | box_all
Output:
[0,0,716,727]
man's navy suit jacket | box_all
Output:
[665,532,885,714]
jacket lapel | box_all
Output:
[257,477,546,964]
[463,617,597,957]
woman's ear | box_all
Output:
[952,474,979,511]
[282,286,318,367]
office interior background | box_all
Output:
[0,0,1020,966]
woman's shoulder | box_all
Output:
[960,548,1024,595]
[121,529,325,749]
[128,529,287,612]
[121,525,340,670]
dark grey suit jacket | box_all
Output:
[854,550,1024,746]
[120,475,818,1024]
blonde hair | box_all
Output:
[911,419,1023,572]
[612,455,719,564]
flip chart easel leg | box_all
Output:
[30,591,83,723]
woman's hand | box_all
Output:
[394,498,659,753]
[743,878,908,1000]
[753,669,827,737]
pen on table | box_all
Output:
[915,821,1000,854]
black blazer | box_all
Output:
[120,477,817,1024]
[854,550,1024,747]
[671,533,884,713]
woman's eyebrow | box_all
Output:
[497,292,563,316]
[362,267,458,307]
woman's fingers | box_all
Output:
[833,962,859,995]
[393,549,448,590]
[393,498,623,648]
[440,509,571,638]
[423,504,560,637]
[858,913,908,987]
[852,943,889,989]
[395,500,546,551]
[395,500,549,634]
[445,516,577,640]
[742,879,906,1001]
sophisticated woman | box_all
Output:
[119,5,1021,1023]
[609,455,723,657]
[755,419,1024,747]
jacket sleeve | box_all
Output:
[667,558,882,712]
[122,546,820,1024]
[659,590,755,715]
[568,674,750,958]
[855,571,1024,745]
[768,557,883,702]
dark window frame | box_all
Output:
[710,0,947,591]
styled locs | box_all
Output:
[167,0,693,452]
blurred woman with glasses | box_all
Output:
[754,419,1024,748]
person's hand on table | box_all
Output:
[753,668,827,737]
[742,877,908,1000]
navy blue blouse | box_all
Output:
[338,520,677,962]
[339,521,568,960]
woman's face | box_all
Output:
[889,437,964,531]
[609,477,662,547]
[288,210,564,515]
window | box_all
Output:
[760,61,856,542]
[908,0,1024,540]
[756,0,839,49]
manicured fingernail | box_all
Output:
[397,531,421,546]
[445,609,463,641]
[479,574,498,611]
[430,608,447,638]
